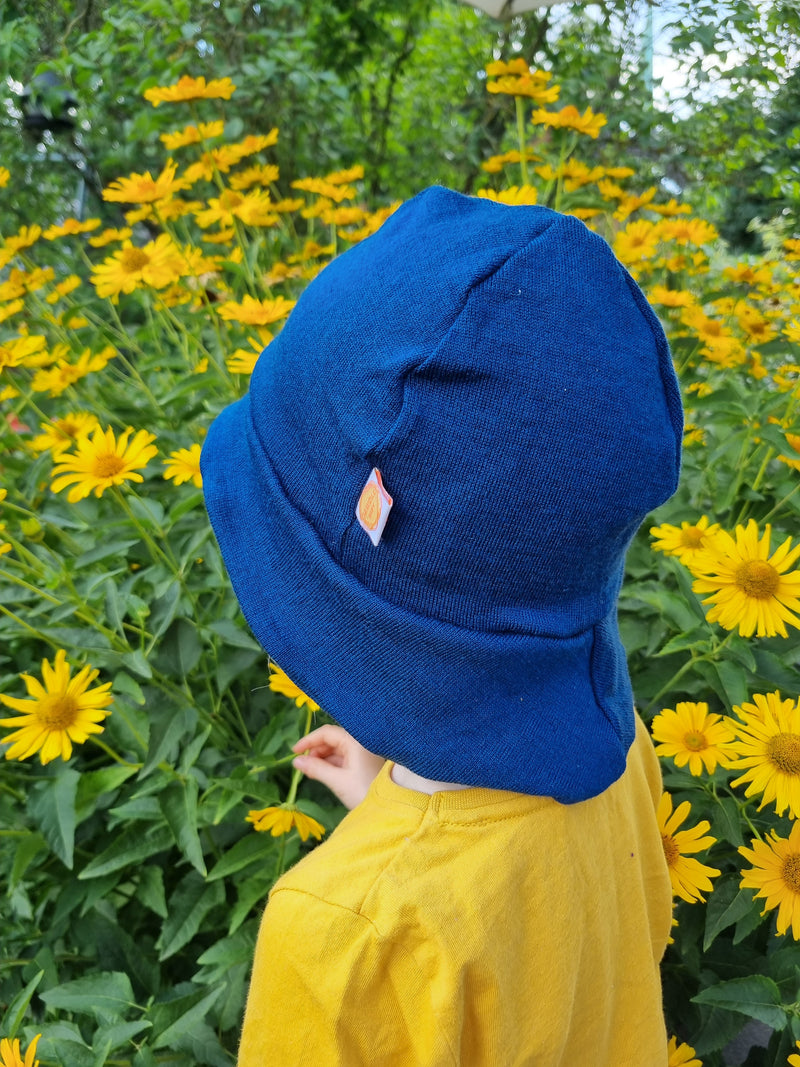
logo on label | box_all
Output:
[356,469,393,546]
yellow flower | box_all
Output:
[163,444,202,488]
[683,422,705,447]
[246,804,326,841]
[226,337,266,375]
[268,664,320,712]
[143,75,236,106]
[51,425,157,502]
[790,1040,800,1067]
[0,232,35,269]
[779,433,800,472]
[785,320,800,344]
[728,691,800,819]
[31,412,100,457]
[613,220,660,264]
[667,1036,702,1067]
[88,227,132,248]
[30,346,116,397]
[91,236,185,299]
[0,166,9,188]
[0,1034,40,1067]
[651,702,735,775]
[194,188,277,229]
[723,262,773,287]
[660,217,718,247]
[45,275,82,304]
[613,187,657,222]
[0,298,23,323]
[737,304,777,344]
[0,335,48,371]
[103,159,186,204]
[0,651,112,764]
[691,521,800,638]
[481,150,525,174]
[229,163,281,190]
[226,131,280,161]
[658,792,720,903]
[160,120,225,149]
[476,186,538,206]
[649,198,692,217]
[291,177,357,203]
[216,294,295,326]
[650,516,722,566]
[531,104,606,138]
[485,62,560,103]
[739,819,800,939]
[648,285,696,309]
[42,218,101,240]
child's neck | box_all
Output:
[390,763,470,795]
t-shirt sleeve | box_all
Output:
[237,887,457,1067]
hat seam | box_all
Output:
[367,211,563,463]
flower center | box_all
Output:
[683,731,708,752]
[768,733,800,775]
[782,854,800,894]
[661,834,680,868]
[680,527,705,548]
[38,692,78,729]
[94,453,126,479]
[735,560,780,599]
[120,248,151,273]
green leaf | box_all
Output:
[151,986,224,1051]
[710,795,745,848]
[157,872,225,960]
[78,824,173,880]
[40,971,135,1026]
[150,580,181,641]
[104,578,126,637]
[704,876,757,949]
[29,767,80,869]
[207,831,274,882]
[113,671,146,705]
[207,618,261,651]
[0,969,44,1038]
[75,764,138,822]
[692,975,789,1030]
[228,876,271,934]
[123,649,153,679]
[156,618,203,677]
[159,777,207,876]
[216,647,261,693]
[76,539,139,567]
[92,1019,152,1053]
[141,700,197,777]
[138,865,168,918]
[9,833,46,892]
[709,659,750,708]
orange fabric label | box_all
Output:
[358,483,381,530]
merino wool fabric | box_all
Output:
[236,715,672,1066]
[201,187,683,802]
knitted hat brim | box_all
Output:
[202,395,635,803]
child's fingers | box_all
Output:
[292,724,346,753]
[292,754,345,790]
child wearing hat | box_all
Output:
[201,186,681,1065]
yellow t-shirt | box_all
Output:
[238,715,672,1066]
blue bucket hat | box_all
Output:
[201,186,682,802]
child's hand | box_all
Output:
[292,725,386,811]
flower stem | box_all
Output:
[515,96,529,186]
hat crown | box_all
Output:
[248,187,681,637]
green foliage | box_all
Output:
[0,29,798,1067]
